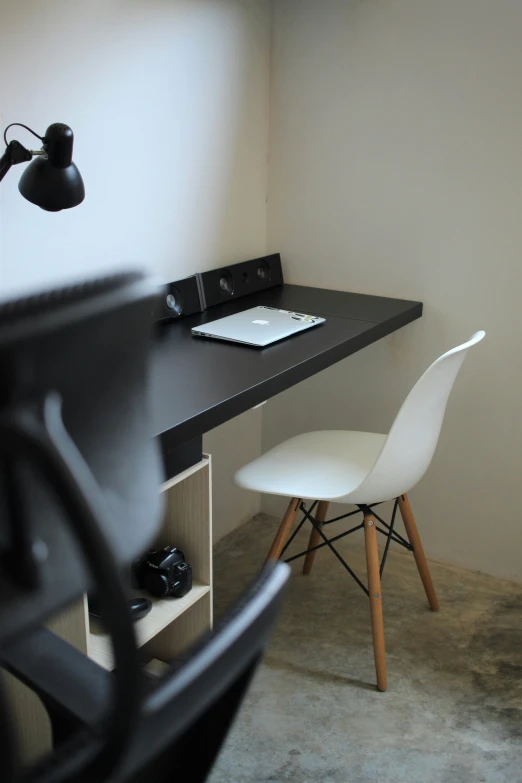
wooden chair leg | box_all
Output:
[302,501,329,575]
[398,494,439,611]
[363,513,387,692]
[266,498,301,562]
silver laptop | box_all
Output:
[192,306,325,347]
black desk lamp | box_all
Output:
[0,122,85,211]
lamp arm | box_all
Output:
[0,140,34,183]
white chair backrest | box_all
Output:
[352,331,485,503]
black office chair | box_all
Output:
[0,271,164,781]
[0,272,289,783]
[4,561,289,783]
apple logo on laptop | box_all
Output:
[252,319,270,325]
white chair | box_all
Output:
[235,332,485,691]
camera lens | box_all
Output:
[144,571,170,598]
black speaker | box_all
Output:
[198,253,284,309]
[156,275,205,322]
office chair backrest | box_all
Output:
[114,562,290,783]
[0,272,164,641]
[351,331,485,503]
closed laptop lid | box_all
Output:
[192,306,325,347]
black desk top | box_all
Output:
[151,284,422,452]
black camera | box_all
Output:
[135,546,192,599]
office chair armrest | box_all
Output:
[1,626,111,742]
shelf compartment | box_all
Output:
[88,582,210,670]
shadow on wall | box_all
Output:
[0,0,269,293]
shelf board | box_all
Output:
[88,582,210,670]
[160,455,209,493]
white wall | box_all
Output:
[0,0,271,539]
[265,0,522,581]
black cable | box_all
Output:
[0,393,142,782]
[3,123,44,147]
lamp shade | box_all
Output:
[18,123,85,212]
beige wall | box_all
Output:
[0,0,270,538]
[265,0,522,580]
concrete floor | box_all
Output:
[208,512,522,783]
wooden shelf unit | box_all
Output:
[87,454,213,670]
[6,454,213,763]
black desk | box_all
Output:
[151,284,422,478]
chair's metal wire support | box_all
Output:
[279,500,317,559]
[280,497,412,597]
[294,502,369,595]
[371,508,412,551]
[284,521,364,564]
[379,498,399,576]
[321,502,383,526]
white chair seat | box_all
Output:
[234,430,387,502]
